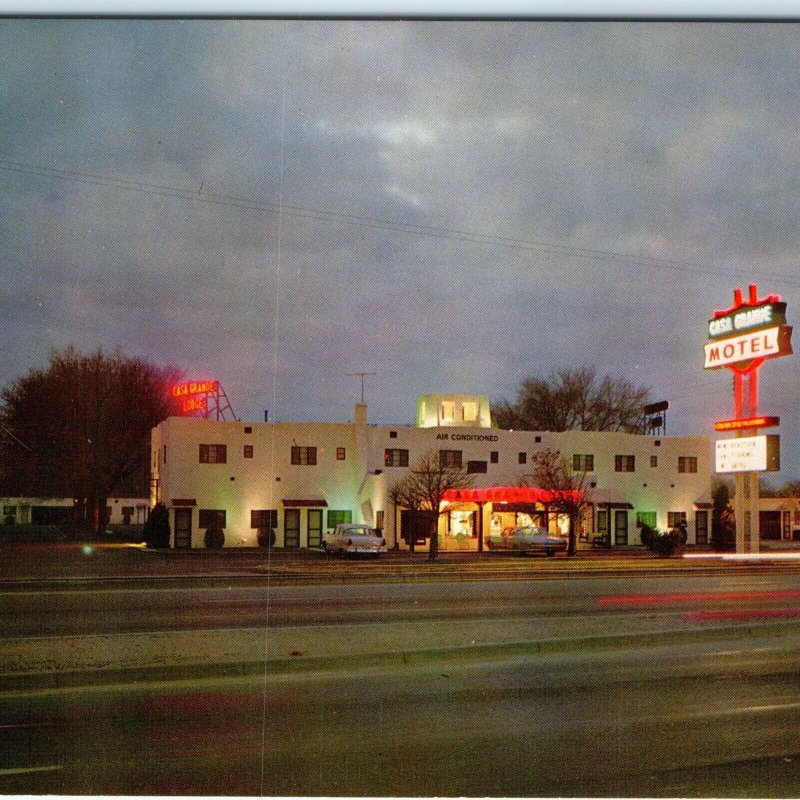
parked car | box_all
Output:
[487,525,567,556]
[322,523,387,556]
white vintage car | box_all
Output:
[322,523,387,556]
[487,525,567,556]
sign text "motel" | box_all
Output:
[704,327,784,369]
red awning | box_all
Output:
[694,502,713,510]
[442,486,582,505]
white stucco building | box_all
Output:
[151,394,713,550]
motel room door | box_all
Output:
[695,510,709,545]
[284,508,300,549]
[174,508,192,549]
[614,510,628,546]
[307,508,323,549]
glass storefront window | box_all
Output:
[449,510,474,537]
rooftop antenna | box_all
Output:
[347,372,376,404]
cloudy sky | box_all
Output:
[2,19,799,477]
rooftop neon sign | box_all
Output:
[171,380,219,398]
[171,380,220,416]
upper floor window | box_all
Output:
[650,455,658,468]
[615,454,635,472]
[678,456,698,473]
[462,402,478,422]
[439,449,463,468]
[518,452,527,465]
[441,401,455,423]
[572,453,594,472]
[336,447,346,461]
[199,444,227,464]
[466,460,487,474]
[490,451,499,464]
[384,448,409,467]
[291,446,317,466]
[243,445,254,459]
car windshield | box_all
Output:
[345,526,374,536]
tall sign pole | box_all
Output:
[704,285,792,553]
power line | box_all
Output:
[2,158,798,286]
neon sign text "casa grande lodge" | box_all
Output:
[170,380,219,415]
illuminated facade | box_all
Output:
[151,395,713,550]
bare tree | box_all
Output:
[777,480,800,498]
[494,365,652,433]
[0,347,181,533]
[526,448,593,557]
[391,450,474,561]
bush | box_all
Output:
[143,503,171,548]
[674,523,688,546]
[257,527,275,548]
[641,526,682,557]
[639,524,657,549]
[204,522,225,549]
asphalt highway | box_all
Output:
[3,543,800,795]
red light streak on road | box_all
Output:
[598,589,800,607]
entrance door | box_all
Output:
[695,510,709,545]
[307,508,323,548]
[174,508,192,549]
[284,508,300,549]
[614,510,628,546]
[597,509,609,546]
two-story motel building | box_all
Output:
[151,394,712,550]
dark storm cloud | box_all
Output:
[2,18,800,474]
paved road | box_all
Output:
[3,543,800,795]
[3,628,800,796]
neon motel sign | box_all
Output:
[171,380,219,414]
[705,286,792,476]
[704,299,792,371]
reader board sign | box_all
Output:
[715,435,780,473]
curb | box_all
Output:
[3,618,798,694]
[1,560,797,591]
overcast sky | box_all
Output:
[2,19,799,478]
